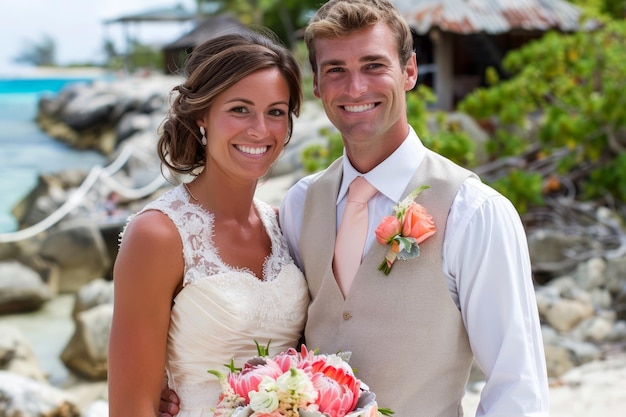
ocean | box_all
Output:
[0,76,108,233]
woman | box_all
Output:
[108,30,308,417]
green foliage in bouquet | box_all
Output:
[459,20,626,208]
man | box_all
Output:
[161,0,549,415]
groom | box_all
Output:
[161,0,549,415]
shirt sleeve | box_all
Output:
[279,174,314,269]
[444,178,550,416]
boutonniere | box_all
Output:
[375,185,436,275]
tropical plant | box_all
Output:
[196,0,318,48]
[14,34,56,66]
[459,20,626,209]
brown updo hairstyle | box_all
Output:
[158,30,303,177]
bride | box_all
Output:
[107,30,308,417]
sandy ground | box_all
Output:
[462,352,626,416]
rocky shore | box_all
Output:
[0,73,625,415]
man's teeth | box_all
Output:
[344,103,375,113]
[236,145,268,155]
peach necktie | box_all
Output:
[333,176,378,297]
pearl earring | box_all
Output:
[200,126,207,146]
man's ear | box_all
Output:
[404,53,418,91]
[313,74,321,98]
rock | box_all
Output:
[606,255,626,294]
[528,230,590,275]
[0,261,52,314]
[61,304,112,380]
[544,344,575,378]
[574,257,606,291]
[0,370,81,416]
[71,278,113,320]
[39,220,111,293]
[0,324,47,382]
[570,316,614,343]
[544,298,595,333]
[83,399,109,417]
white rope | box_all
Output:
[0,145,166,243]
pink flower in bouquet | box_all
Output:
[401,203,436,244]
[375,216,402,245]
[229,359,284,402]
[272,348,304,372]
[311,372,357,417]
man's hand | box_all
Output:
[158,377,180,416]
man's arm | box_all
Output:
[445,179,549,416]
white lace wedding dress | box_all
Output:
[135,185,309,416]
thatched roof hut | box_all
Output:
[162,15,247,74]
[393,0,592,109]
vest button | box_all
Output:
[343,312,352,320]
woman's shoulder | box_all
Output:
[122,209,181,251]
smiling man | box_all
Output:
[279,0,550,416]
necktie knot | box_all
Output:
[347,176,377,204]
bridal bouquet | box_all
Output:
[209,342,392,417]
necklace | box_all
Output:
[183,182,199,201]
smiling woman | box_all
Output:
[107,29,307,417]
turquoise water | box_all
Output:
[0,77,108,232]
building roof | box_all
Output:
[104,5,196,24]
[163,15,247,50]
[394,0,583,35]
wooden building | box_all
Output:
[394,0,590,109]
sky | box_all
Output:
[0,0,197,76]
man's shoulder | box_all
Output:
[286,157,342,197]
[281,170,323,212]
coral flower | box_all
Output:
[375,215,402,245]
[402,203,436,244]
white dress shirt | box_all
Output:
[279,127,549,416]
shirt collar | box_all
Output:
[337,126,425,204]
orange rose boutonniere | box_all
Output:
[375,185,436,275]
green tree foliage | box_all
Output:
[569,0,626,20]
[202,0,318,47]
[13,35,56,66]
[459,20,626,208]
[104,40,163,73]
[406,86,477,168]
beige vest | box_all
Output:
[300,149,478,416]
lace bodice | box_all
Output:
[130,185,309,416]
[138,185,293,285]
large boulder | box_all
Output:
[0,371,81,416]
[39,220,111,293]
[0,261,52,314]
